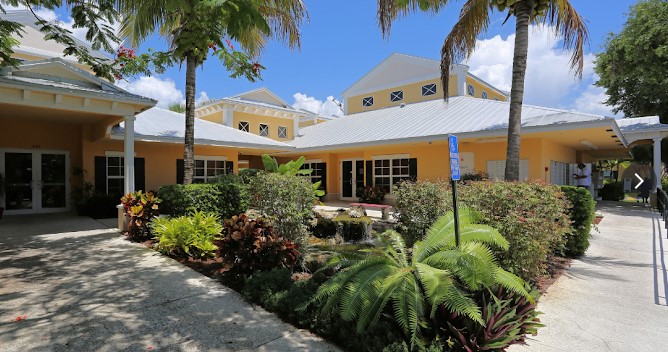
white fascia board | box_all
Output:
[110,134,296,151]
[288,119,619,153]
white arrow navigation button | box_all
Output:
[634,173,644,190]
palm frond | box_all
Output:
[355,268,413,332]
[440,0,491,100]
[416,262,483,323]
[454,224,509,249]
[339,264,394,321]
[450,242,498,290]
[377,0,451,37]
[417,207,478,261]
[391,273,425,349]
[543,0,589,78]
[493,267,533,302]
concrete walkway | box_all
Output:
[0,214,340,352]
[509,201,668,352]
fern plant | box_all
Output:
[151,211,222,258]
[304,208,531,349]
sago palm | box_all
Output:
[306,208,530,349]
[117,0,307,184]
[378,0,588,181]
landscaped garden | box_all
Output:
[116,158,596,352]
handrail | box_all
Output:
[657,188,668,237]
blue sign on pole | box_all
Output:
[449,135,460,181]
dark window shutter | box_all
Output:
[319,163,327,193]
[366,160,373,187]
[94,156,106,194]
[134,158,145,191]
[409,158,418,181]
[225,161,234,174]
[176,159,184,184]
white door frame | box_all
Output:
[340,158,364,201]
[0,148,70,215]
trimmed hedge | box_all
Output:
[393,180,451,246]
[460,181,571,283]
[159,175,248,219]
[599,181,624,201]
[561,186,596,257]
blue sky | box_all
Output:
[31,0,639,116]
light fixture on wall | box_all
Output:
[580,139,599,150]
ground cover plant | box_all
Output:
[151,211,222,258]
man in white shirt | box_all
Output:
[573,163,592,189]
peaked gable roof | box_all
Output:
[228,87,291,108]
[2,10,110,62]
[113,107,294,150]
[289,96,622,151]
[0,58,155,105]
[341,53,469,98]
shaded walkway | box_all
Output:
[0,214,339,351]
[509,201,668,352]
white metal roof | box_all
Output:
[112,107,294,150]
[616,116,666,133]
[288,96,619,151]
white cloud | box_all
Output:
[291,93,344,117]
[195,91,211,106]
[572,82,620,117]
[116,76,184,108]
[466,25,599,109]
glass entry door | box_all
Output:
[341,159,364,200]
[1,150,69,215]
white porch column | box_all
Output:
[124,115,135,194]
[654,137,663,189]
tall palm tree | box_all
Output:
[117,0,307,184]
[378,0,588,181]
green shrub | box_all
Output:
[85,194,119,219]
[460,171,489,183]
[333,213,372,241]
[561,186,596,257]
[151,211,222,258]
[393,180,451,246]
[215,213,301,277]
[242,268,293,305]
[121,190,161,240]
[459,181,571,283]
[159,177,248,219]
[251,172,316,244]
[355,185,385,204]
[238,168,261,184]
[599,181,624,201]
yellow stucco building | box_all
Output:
[3,10,668,215]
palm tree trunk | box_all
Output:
[504,1,531,181]
[183,53,197,185]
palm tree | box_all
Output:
[378,0,588,181]
[305,208,530,349]
[117,0,307,184]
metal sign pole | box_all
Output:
[452,179,460,247]
[448,134,461,247]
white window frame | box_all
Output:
[278,126,287,138]
[372,156,411,194]
[259,123,269,137]
[106,155,124,195]
[422,83,437,96]
[467,84,475,96]
[390,90,403,102]
[193,155,228,183]
[362,96,374,107]
[482,91,488,99]
[238,121,249,132]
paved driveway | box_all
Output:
[0,214,339,352]
[509,201,668,352]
